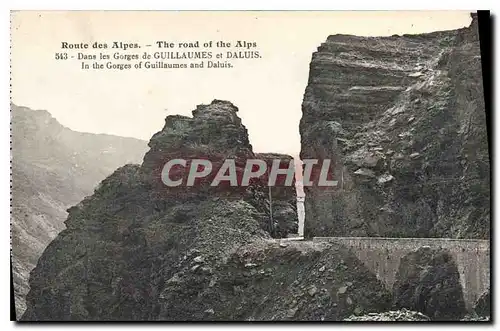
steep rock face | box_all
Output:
[22,101,390,321]
[300,15,489,238]
[11,104,148,316]
[392,247,466,320]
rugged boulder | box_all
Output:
[11,104,148,317]
[300,15,489,238]
[392,247,466,320]
[141,100,254,193]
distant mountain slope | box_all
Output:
[11,104,149,317]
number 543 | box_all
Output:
[55,53,68,60]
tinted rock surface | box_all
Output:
[11,104,148,316]
[300,16,489,239]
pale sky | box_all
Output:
[11,11,471,156]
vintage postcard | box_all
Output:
[10,11,490,322]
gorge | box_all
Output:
[17,13,490,321]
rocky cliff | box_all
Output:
[138,100,298,236]
[300,15,489,239]
[11,104,148,316]
[21,100,391,321]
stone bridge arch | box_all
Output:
[313,237,490,311]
